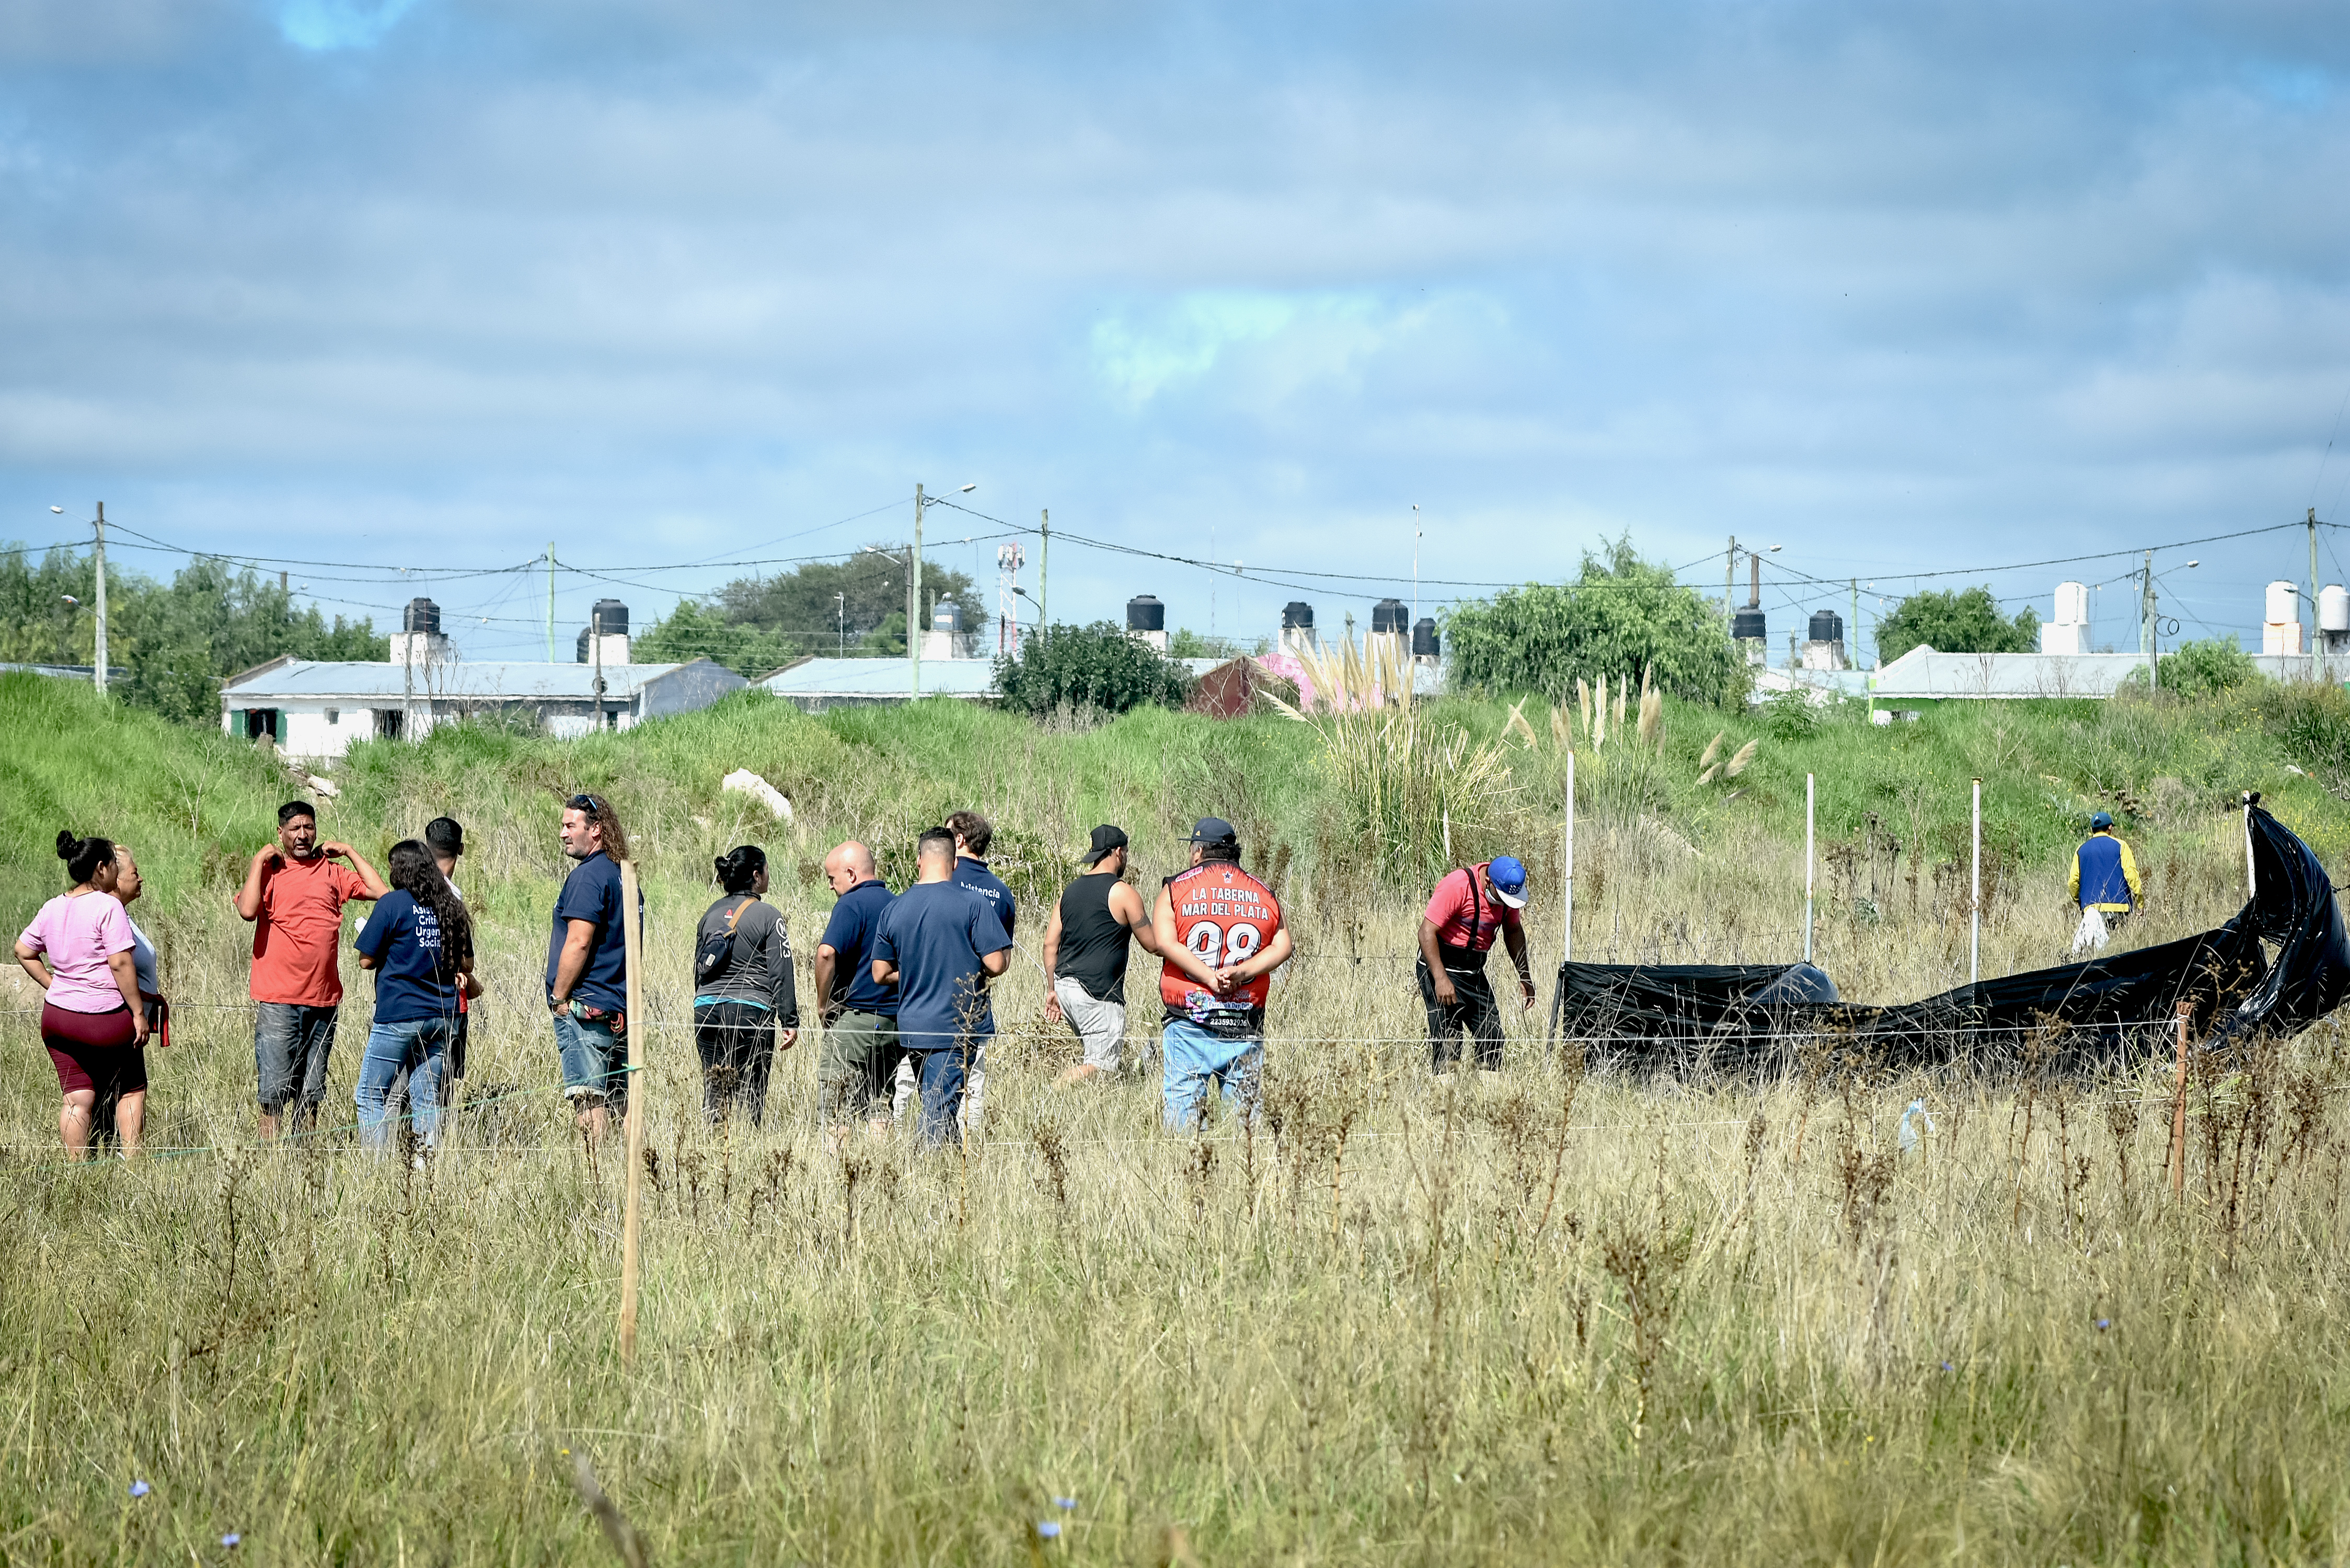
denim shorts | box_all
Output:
[254,1001,339,1114]
[552,1003,629,1111]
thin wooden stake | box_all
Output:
[1802,773,1815,964]
[1969,777,1982,984]
[618,859,648,1367]
[1563,755,1575,965]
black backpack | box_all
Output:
[694,897,753,987]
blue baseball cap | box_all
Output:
[1486,855,1528,908]
[1189,816,1238,846]
[2090,811,2114,831]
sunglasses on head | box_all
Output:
[567,793,604,814]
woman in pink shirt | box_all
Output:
[13,831,152,1159]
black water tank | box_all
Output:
[1732,608,1767,640]
[1808,610,1843,643]
[1412,617,1440,658]
[1281,601,1315,631]
[1126,594,1164,632]
[590,598,629,635]
[1371,597,1408,635]
[402,597,441,635]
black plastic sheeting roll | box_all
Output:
[1549,800,2350,1076]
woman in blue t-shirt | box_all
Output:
[354,840,480,1153]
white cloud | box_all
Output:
[276,0,418,52]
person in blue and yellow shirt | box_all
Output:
[2069,812,2142,944]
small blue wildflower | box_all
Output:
[1037,1520,1062,1539]
[1053,1497,1077,1511]
[2096,1318,2111,1331]
[129,1480,151,1498]
[1940,1361,1954,1372]
[221,1534,241,1549]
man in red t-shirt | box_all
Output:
[234,800,385,1138]
[1416,855,1535,1073]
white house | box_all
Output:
[221,596,746,760]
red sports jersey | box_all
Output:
[1159,861,1284,1027]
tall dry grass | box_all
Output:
[5,676,2350,1561]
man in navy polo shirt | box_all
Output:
[814,839,900,1143]
[546,792,640,1146]
[873,826,1011,1146]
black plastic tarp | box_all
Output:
[1549,799,2349,1074]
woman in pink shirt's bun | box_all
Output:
[13,831,152,1160]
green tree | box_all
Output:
[1441,536,1743,705]
[994,622,1194,716]
[711,547,985,659]
[0,545,385,723]
[633,600,792,677]
[1876,586,2038,663]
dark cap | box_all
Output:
[2089,811,2113,832]
[1188,816,1238,846]
[424,816,464,857]
[1081,824,1128,866]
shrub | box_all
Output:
[994,622,1193,716]
[1442,537,1744,707]
[2159,636,2260,699]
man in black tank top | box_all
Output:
[1041,825,1162,1082]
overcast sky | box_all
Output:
[5,0,2348,661]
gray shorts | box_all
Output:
[1054,976,1127,1073]
[820,1009,903,1124]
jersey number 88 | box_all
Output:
[1183,920,1262,968]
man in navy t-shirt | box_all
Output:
[947,809,1016,938]
[873,826,1011,1146]
[546,792,641,1144]
[941,809,1016,1126]
[813,839,901,1141]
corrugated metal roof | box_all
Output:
[221,660,696,701]
[1870,649,2146,699]
[760,657,1001,699]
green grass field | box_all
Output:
[6,672,2350,1563]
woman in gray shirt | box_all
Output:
[693,846,799,1126]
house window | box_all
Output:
[375,710,404,740]
[324,708,339,725]
[244,709,279,742]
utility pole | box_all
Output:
[591,603,605,731]
[1725,536,1736,619]
[2140,550,2153,661]
[2310,507,2322,650]
[1850,578,1861,670]
[92,502,108,697]
[910,485,925,699]
[836,591,845,657]
[545,541,556,661]
[1039,508,1049,635]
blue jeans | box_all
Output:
[253,1001,339,1115]
[1162,1020,1264,1131]
[907,1045,974,1147]
[552,1003,628,1112]
[356,1017,453,1150]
